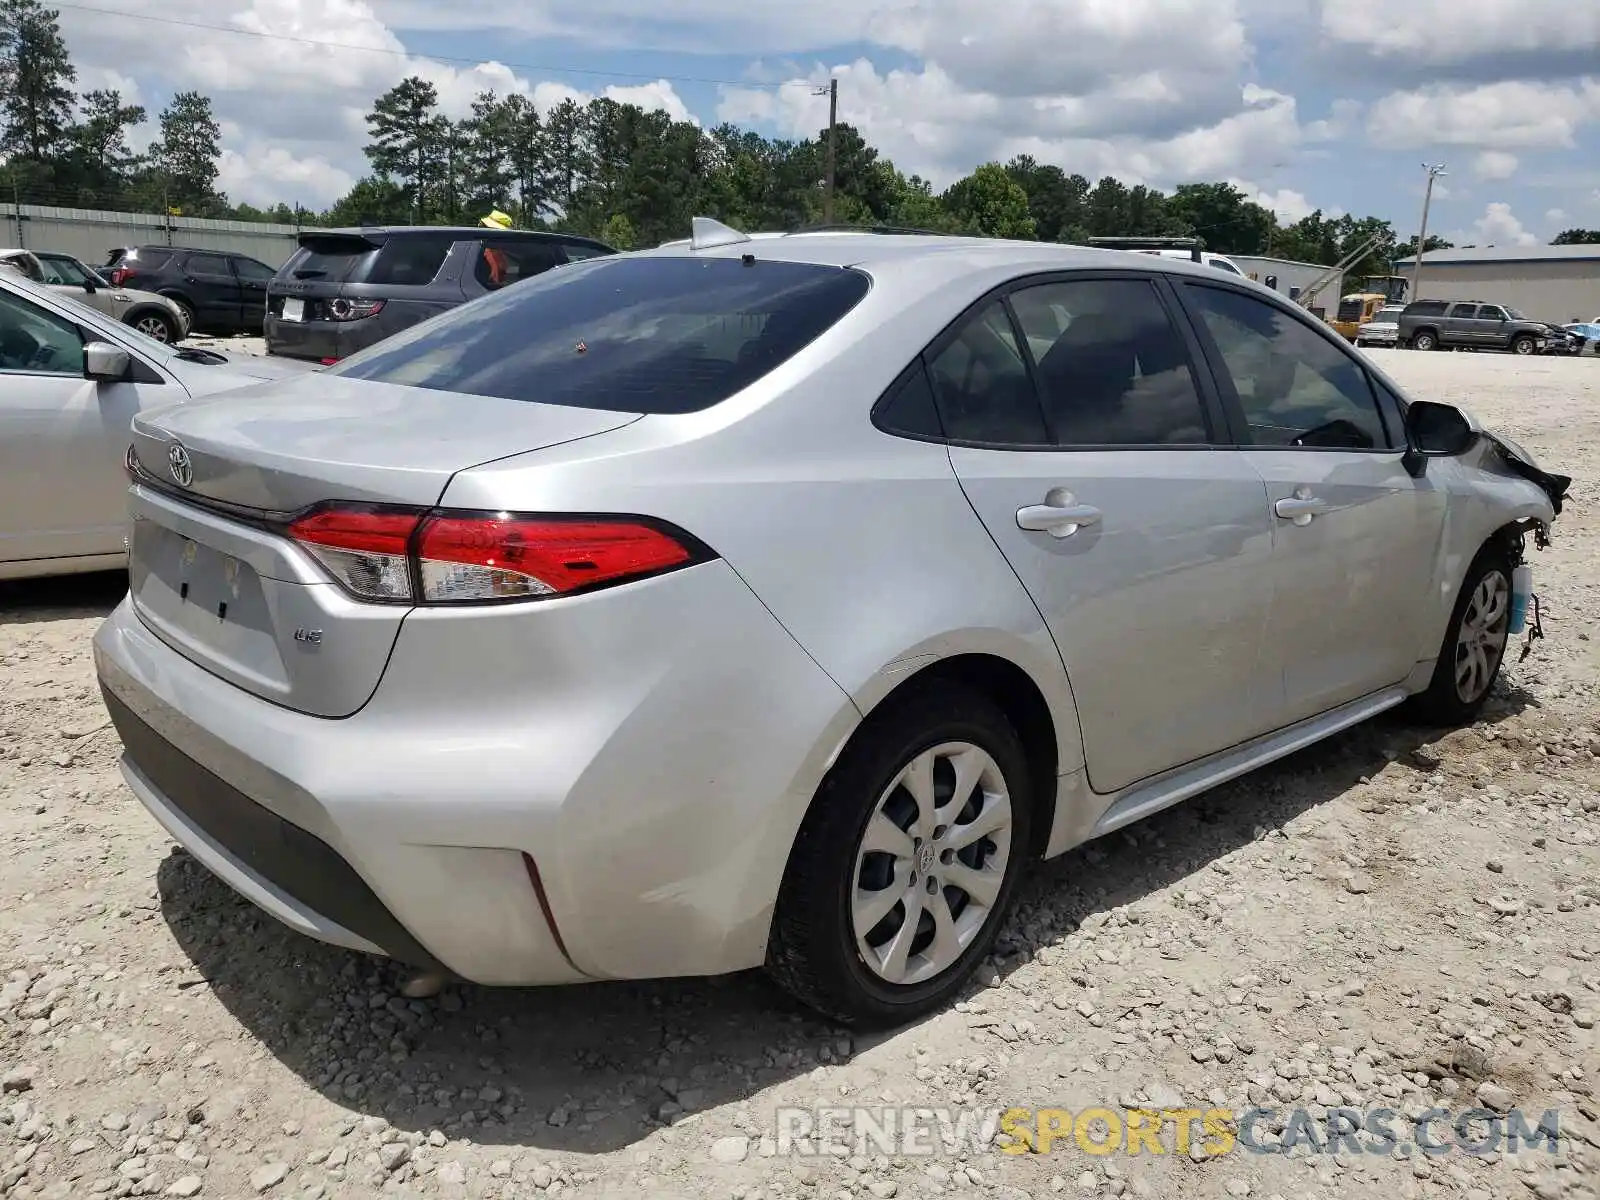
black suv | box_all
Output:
[1396,299,1551,355]
[104,245,279,335]
[263,226,616,362]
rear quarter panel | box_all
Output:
[436,255,1090,858]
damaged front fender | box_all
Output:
[1480,430,1572,521]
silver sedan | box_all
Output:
[0,268,314,580]
[93,221,1569,1025]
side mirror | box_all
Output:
[82,278,97,294]
[84,341,132,382]
[1404,400,1478,476]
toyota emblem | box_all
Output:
[167,442,193,487]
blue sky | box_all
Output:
[53,0,1600,244]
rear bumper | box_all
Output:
[92,561,859,986]
[262,316,364,362]
[104,689,442,968]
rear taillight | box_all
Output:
[109,267,131,286]
[327,298,384,321]
[288,504,416,601]
[285,505,709,605]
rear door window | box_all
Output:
[231,257,276,283]
[475,239,564,290]
[185,253,233,278]
[1008,278,1212,446]
[369,236,455,286]
[331,255,871,414]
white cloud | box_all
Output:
[1318,0,1600,70]
[1546,208,1568,223]
[1468,201,1538,246]
[719,63,1308,192]
[1366,79,1600,150]
[1235,184,1317,223]
[52,0,700,206]
[1305,98,1363,142]
[1473,151,1519,181]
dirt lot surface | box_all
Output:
[2,349,1598,1200]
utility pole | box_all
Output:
[1412,163,1446,301]
[814,79,838,223]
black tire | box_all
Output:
[1511,335,1536,356]
[1413,330,1438,351]
[766,682,1035,1027]
[163,294,197,334]
[1406,542,1514,726]
[126,308,178,343]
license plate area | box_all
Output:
[128,519,290,691]
[281,297,304,322]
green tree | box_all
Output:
[322,176,410,226]
[0,0,77,178]
[1395,233,1454,259]
[1004,157,1090,242]
[1552,228,1600,245]
[1165,182,1271,254]
[156,91,223,215]
[600,213,636,249]
[1333,214,1398,278]
[543,98,589,216]
[942,163,1036,239]
[67,88,145,203]
[365,76,446,222]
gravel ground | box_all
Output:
[2,349,1598,1200]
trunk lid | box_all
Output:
[129,374,639,511]
[125,376,641,716]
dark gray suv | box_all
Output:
[1397,299,1551,355]
[264,226,616,362]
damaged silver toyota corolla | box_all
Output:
[93,225,1571,1025]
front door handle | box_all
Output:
[1018,490,1102,538]
[1274,495,1331,525]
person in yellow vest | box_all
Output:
[480,210,514,287]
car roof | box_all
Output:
[310,226,604,241]
[632,229,1254,290]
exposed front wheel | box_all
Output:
[1407,546,1514,726]
[766,683,1034,1026]
[1413,331,1438,351]
[130,311,178,342]
[1512,335,1536,355]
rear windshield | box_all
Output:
[329,255,873,414]
[109,247,172,269]
[282,234,457,286]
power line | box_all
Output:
[50,1,824,92]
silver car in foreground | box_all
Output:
[0,268,313,580]
[93,220,1570,1025]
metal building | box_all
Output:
[1227,255,1342,308]
[1393,244,1600,324]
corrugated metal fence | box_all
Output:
[0,203,302,269]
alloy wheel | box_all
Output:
[1455,570,1510,704]
[135,315,171,341]
[850,741,1013,986]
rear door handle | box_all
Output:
[1017,491,1102,538]
[1274,495,1331,525]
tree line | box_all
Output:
[5,0,1598,266]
